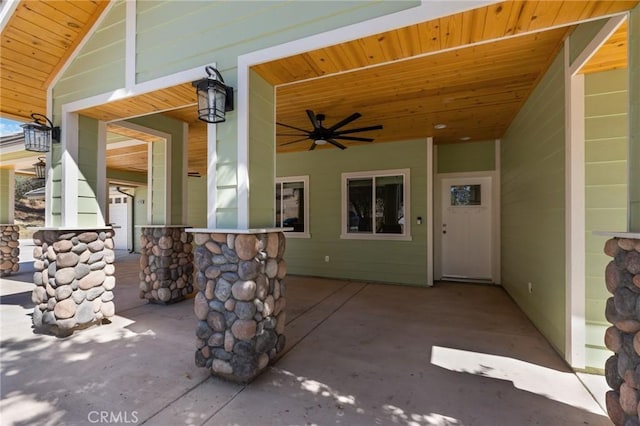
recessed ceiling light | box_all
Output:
[434,123,447,129]
[459,136,471,141]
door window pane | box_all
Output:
[450,184,481,206]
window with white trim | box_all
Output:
[341,169,410,240]
[275,176,309,238]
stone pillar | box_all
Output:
[602,235,640,425]
[31,228,116,337]
[189,229,287,383]
[0,224,20,276]
[138,226,194,304]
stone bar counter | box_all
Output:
[0,224,20,276]
[187,228,289,383]
[597,231,640,426]
[138,225,194,304]
[31,227,116,337]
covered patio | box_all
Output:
[1,252,609,425]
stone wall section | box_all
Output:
[31,229,116,337]
[0,224,20,276]
[192,231,287,383]
[603,237,640,425]
[139,227,194,303]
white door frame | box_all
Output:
[434,170,500,283]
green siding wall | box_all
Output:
[277,139,429,285]
[78,116,101,226]
[128,115,187,225]
[135,1,419,84]
[216,107,239,229]
[0,168,12,223]
[569,19,607,64]
[249,70,275,228]
[501,50,566,355]
[437,140,495,173]
[584,69,628,369]
[187,177,207,228]
[53,0,126,116]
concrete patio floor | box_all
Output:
[1,250,612,425]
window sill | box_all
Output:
[283,232,311,239]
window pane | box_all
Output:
[450,184,481,206]
[275,183,282,227]
[282,181,304,232]
[375,175,404,234]
[347,178,373,233]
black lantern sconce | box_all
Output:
[193,66,234,124]
[22,113,60,153]
[33,157,46,180]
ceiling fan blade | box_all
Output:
[327,112,361,132]
[327,139,347,150]
[306,110,319,129]
[280,137,310,146]
[333,135,374,142]
[308,142,317,151]
[333,124,383,135]
[276,122,310,133]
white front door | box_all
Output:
[441,176,493,281]
[109,195,130,250]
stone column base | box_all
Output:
[31,228,116,337]
[601,236,640,425]
[138,226,194,304]
[190,229,287,383]
[0,224,20,276]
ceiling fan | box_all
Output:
[277,109,383,150]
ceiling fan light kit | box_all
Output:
[277,109,383,151]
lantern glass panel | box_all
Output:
[22,123,52,152]
[197,79,227,123]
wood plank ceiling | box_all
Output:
[0,0,637,176]
[0,0,110,121]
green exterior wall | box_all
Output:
[569,19,607,64]
[437,140,495,173]
[187,177,207,228]
[53,0,126,117]
[135,1,418,84]
[584,69,628,369]
[501,50,566,355]
[215,107,239,229]
[0,168,12,223]
[276,139,429,285]
[248,70,275,227]
[77,115,102,227]
[127,115,187,225]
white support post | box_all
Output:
[97,120,107,227]
[426,136,434,287]
[182,122,189,224]
[237,63,250,229]
[61,112,79,228]
[207,122,217,229]
[564,39,586,369]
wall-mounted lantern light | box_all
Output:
[33,157,46,180]
[22,113,60,152]
[193,66,234,124]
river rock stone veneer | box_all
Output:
[139,226,194,304]
[31,228,116,337]
[603,237,640,425]
[191,230,287,383]
[0,224,20,276]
